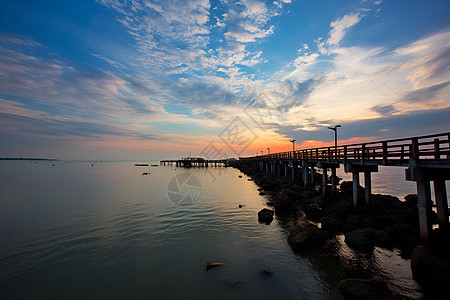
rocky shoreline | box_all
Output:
[231,160,450,299]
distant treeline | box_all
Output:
[0,158,58,161]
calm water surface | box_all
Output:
[0,161,427,299]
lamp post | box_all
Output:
[328,125,341,148]
[290,139,296,152]
[267,148,270,155]
[261,150,263,155]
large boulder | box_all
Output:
[271,192,294,210]
[303,203,324,221]
[411,245,450,281]
[411,245,450,299]
[258,208,274,224]
[320,216,343,233]
[338,276,394,300]
[333,199,353,218]
[287,220,328,250]
[345,228,375,252]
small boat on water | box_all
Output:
[134,163,149,166]
[151,164,158,167]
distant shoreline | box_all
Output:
[0,158,58,161]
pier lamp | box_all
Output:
[328,125,341,148]
[267,148,270,155]
[290,139,296,152]
[261,151,263,155]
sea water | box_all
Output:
[0,161,428,299]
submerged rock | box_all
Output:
[287,220,328,250]
[345,228,375,252]
[258,208,274,224]
[260,269,274,277]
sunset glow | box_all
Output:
[0,0,449,160]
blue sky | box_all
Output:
[0,0,449,160]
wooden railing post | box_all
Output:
[362,144,366,161]
[434,138,440,159]
[344,146,348,161]
[448,133,450,159]
[382,141,388,165]
[411,137,419,160]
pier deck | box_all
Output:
[238,132,450,244]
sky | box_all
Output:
[0,0,449,160]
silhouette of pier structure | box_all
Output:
[238,132,450,244]
[160,157,229,168]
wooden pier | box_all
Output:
[237,132,450,244]
[160,157,229,168]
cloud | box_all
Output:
[327,13,361,45]
[400,80,450,103]
[371,104,397,116]
[0,111,160,140]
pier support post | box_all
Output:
[345,163,378,213]
[291,161,296,181]
[310,166,315,186]
[364,171,372,206]
[331,168,337,194]
[417,178,432,244]
[266,161,269,173]
[302,161,309,186]
[352,172,360,212]
[284,163,288,179]
[434,179,449,232]
[322,167,328,197]
[317,162,340,198]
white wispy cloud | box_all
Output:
[327,13,361,46]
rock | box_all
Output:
[338,276,394,300]
[345,214,363,231]
[259,191,266,196]
[345,228,375,252]
[333,199,353,218]
[257,188,263,191]
[411,245,450,299]
[303,203,323,221]
[258,208,274,224]
[411,245,450,281]
[260,269,274,277]
[287,220,328,250]
[310,195,326,208]
[340,181,353,194]
[404,194,417,204]
[272,192,293,210]
[320,216,343,233]
[239,204,244,208]
[238,175,242,178]
[300,190,314,199]
[385,223,413,239]
[266,201,273,207]
[247,179,253,181]
[372,230,391,248]
[340,181,364,194]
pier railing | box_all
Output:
[244,132,450,164]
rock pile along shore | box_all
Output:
[231,160,450,299]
